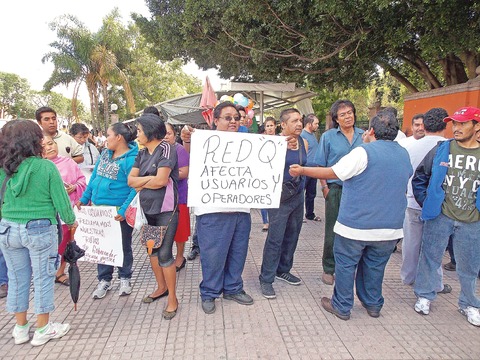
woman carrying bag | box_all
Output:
[128,113,179,320]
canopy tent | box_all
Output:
[129,82,316,125]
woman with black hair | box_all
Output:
[0,120,76,346]
[77,122,139,300]
[128,113,179,320]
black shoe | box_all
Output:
[187,246,200,261]
[437,283,452,294]
[202,299,216,314]
[361,302,380,318]
[176,257,187,272]
[223,290,253,305]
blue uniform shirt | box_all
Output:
[314,126,364,185]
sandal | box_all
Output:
[55,274,70,286]
[262,225,269,232]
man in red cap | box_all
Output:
[412,106,480,327]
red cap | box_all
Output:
[444,106,480,123]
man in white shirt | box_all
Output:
[400,108,451,294]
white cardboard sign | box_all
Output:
[187,129,287,208]
[74,206,124,267]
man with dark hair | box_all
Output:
[314,100,364,285]
[301,113,320,221]
[190,102,254,314]
[259,108,307,299]
[235,105,249,133]
[412,106,480,327]
[399,114,425,147]
[400,108,450,294]
[35,106,83,164]
[291,110,412,319]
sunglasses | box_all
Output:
[218,116,241,122]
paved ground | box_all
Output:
[1,199,479,359]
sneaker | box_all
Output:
[118,278,132,296]
[30,322,70,346]
[437,283,452,294]
[92,280,112,299]
[414,297,431,315]
[260,281,276,299]
[12,323,31,345]
[202,299,216,314]
[459,307,480,327]
[276,272,302,286]
[187,246,200,261]
[223,290,254,305]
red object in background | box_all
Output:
[200,76,217,128]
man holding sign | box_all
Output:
[188,102,254,314]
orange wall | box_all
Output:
[403,89,480,138]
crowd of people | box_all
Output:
[0,100,479,347]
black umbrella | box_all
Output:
[62,228,85,311]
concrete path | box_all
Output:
[1,200,479,359]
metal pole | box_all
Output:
[260,91,264,124]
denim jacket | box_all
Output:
[412,139,480,220]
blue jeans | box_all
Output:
[98,220,134,281]
[0,219,58,314]
[304,176,317,219]
[0,248,8,285]
[332,234,397,316]
[414,213,480,309]
[260,191,304,284]
[401,208,444,291]
[197,212,251,300]
[260,209,268,224]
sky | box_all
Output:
[0,0,222,105]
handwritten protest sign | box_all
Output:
[188,129,287,208]
[74,206,124,267]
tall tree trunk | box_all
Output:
[378,62,419,93]
[439,53,469,86]
[460,50,480,80]
[399,54,443,89]
[102,81,109,131]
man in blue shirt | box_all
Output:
[300,114,320,221]
[314,100,364,285]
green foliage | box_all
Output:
[0,72,32,119]
[43,9,202,128]
[136,0,480,92]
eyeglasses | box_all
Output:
[218,116,241,122]
[338,110,354,118]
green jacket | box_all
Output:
[0,157,75,225]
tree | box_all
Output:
[0,72,32,119]
[44,9,201,129]
[134,0,480,93]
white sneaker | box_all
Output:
[12,322,31,345]
[30,322,70,346]
[119,278,132,296]
[459,307,480,327]
[414,297,431,315]
[92,280,112,299]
